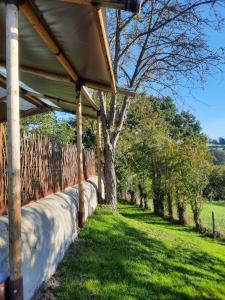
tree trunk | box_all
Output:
[130,190,135,204]
[167,192,173,220]
[144,195,148,209]
[176,201,187,225]
[153,188,164,216]
[104,143,117,209]
[193,209,200,231]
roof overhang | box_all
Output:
[0,0,118,120]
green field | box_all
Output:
[208,144,225,150]
[36,203,225,300]
[187,201,225,235]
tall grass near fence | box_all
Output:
[0,124,96,215]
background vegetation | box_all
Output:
[115,96,225,236]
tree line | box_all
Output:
[116,96,214,231]
[98,0,225,207]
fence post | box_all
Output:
[6,1,23,299]
[97,112,102,203]
[212,211,216,238]
[76,82,85,228]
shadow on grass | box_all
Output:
[37,203,225,300]
[120,207,225,241]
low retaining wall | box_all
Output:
[0,177,99,300]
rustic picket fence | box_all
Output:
[0,124,96,216]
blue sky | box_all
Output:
[178,11,225,140]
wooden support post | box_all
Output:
[212,211,216,238]
[97,113,102,203]
[6,1,23,300]
[76,84,85,228]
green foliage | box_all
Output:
[37,203,225,300]
[116,96,212,230]
[21,112,97,148]
[204,166,225,200]
[21,113,76,145]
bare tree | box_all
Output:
[99,0,225,208]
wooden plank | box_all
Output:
[20,1,78,81]
[61,0,141,12]
[0,61,100,110]
[94,7,117,93]
[0,74,47,108]
[76,87,85,228]
[6,2,24,299]
[97,114,102,203]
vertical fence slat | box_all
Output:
[0,126,96,216]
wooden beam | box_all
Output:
[82,87,98,111]
[84,80,115,93]
[6,2,24,299]
[24,93,48,108]
[0,61,99,110]
[62,0,124,9]
[0,96,6,103]
[117,87,136,97]
[0,60,71,83]
[0,74,48,108]
[25,91,97,111]
[19,65,70,83]
[94,8,117,94]
[20,1,78,81]
[76,86,85,228]
[62,0,142,13]
[20,106,54,118]
[97,113,102,203]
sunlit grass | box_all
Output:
[42,203,225,300]
[186,201,225,235]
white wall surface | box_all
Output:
[0,177,99,300]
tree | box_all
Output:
[204,166,225,200]
[99,0,224,207]
[218,137,225,145]
[21,112,97,149]
[21,112,76,145]
[116,96,157,205]
[180,138,212,230]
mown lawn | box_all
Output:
[36,203,225,300]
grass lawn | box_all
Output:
[36,203,225,300]
[187,201,225,235]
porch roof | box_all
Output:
[0,0,116,120]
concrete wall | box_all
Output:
[0,177,99,300]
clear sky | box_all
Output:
[178,12,225,140]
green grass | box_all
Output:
[208,144,225,149]
[186,201,225,235]
[43,203,225,300]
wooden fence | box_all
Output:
[0,124,96,216]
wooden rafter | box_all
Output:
[94,7,117,93]
[20,1,78,81]
[20,2,116,94]
[0,75,48,108]
[0,95,6,102]
[0,61,99,111]
[26,91,97,111]
[61,0,133,11]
